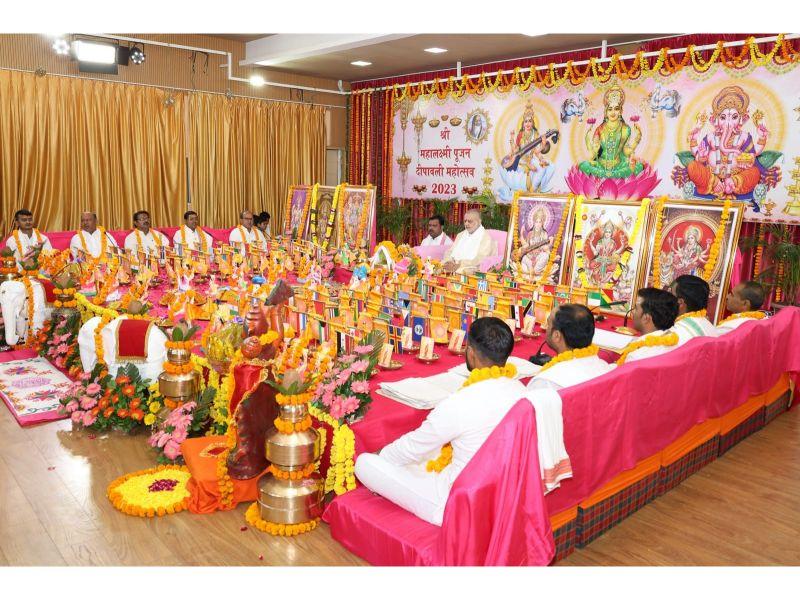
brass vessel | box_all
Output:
[1,256,18,282]
[158,347,200,400]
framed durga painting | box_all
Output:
[643,198,745,324]
[306,184,339,250]
[568,198,653,315]
[282,185,312,240]
[335,184,376,251]
[505,194,574,286]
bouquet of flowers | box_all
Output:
[37,312,82,376]
[311,333,379,424]
[148,387,217,463]
[58,363,156,433]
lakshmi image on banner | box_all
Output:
[286,187,310,238]
[511,197,569,284]
[497,102,559,201]
[566,84,659,200]
[671,85,782,212]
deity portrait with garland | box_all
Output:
[510,196,571,284]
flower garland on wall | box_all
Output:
[572,196,591,289]
[702,198,733,281]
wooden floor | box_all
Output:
[1,400,798,566]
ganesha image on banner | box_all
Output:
[671,85,782,212]
[565,85,660,201]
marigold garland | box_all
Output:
[165,340,194,351]
[616,332,679,365]
[338,185,371,250]
[308,403,356,495]
[12,228,44,259]
[244,502,319,537]
[539,344,600,374]
[93,312,116,366]
[134,228,163,255]
[651,198,667,288]
[78,226,109,267]
[702,199,732,281]
[106,465,191,518]
[92,264,120,306]
[426,444,453,473]
[162,362,194,375]
[717,311,767,327]
[267,462,317,480]
[273,414,312,435]
[16,276,37,348]
[676,309,708,322]
[179,225,209,254]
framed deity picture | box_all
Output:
[506,194,575,286]
[306,184,339,250]
[336,184,376,251]
[643,199,745,324]
[568,199,653,316]
[283,185,312,239]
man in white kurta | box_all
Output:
[620,287,680,363]
[0,279,51,346]
[668,275,718,346]
[172,210,214,253]
[442,210,497,275]
[229,210,268,252]
[716,281,767,334]
[69,212,118,261]
[355,317,527,526]
[123,211,171,256]
[6,210,53,263]
[420,215,453,247]
[527,303,615,392]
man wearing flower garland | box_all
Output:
[716,280,767,334]
[527,304,615,391]
[618,288,680,364]
[123,210,171,257]
[172,210,214,254]
[6,209,53,264]
[420,215,453,247]
[668,274,718,345]
[441,209,497,275]
[69,212,118,261]
[229,210,268,253]
[354,317,529,526]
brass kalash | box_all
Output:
[0,247,20,282]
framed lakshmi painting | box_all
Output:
[282,185,312,239]
[336,184,376,251]
[505,194,575,286]
[643,198,745,324]
[568,198,654,315]
[306,184,339,250]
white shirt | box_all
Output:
[622,329,676,363]
[172,226,214,253]
[78,316,168,384]
[449,226,487,261]
[0,279,52,346]
[716,316,763,335]
[670,315,718,346]
[421,232,453,247]
[228,226,268,251]
[69,228,118,260]
[527,355,616,392]
[123,229,170,256]
[379,377,528,507]
[6,230,53,262]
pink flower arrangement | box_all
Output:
[565,164,660,201]
[147,387,217,464]
[85,383,102,396]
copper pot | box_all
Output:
[159,347,200,399]
[264,403,320,470]
[257,473,324,524]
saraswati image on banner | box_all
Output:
[391,60,800,223]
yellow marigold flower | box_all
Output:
[149,401,161,414]
[144,413,156,426]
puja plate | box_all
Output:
[416,353,440,365]
[378,360,403,371]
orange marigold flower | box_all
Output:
[103,407,114,418]
[130,399,141,410]
[122,384,135,396]
[115,375,130,385]
[117,408,129,418]
[98,398,109,410]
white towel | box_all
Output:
[530,388,573,493]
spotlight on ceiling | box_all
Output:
[424,47,448,54]
[249,74,266,87]
[351,60,372,67]
[73,40,117,64]
[129,45,146,65]
[52,37,70,55]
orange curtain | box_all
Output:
[0,70,186,234]
[188,94,325,229]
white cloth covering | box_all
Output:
[531,389,572,493]
[670,315,718,346]
[0,279,52,346]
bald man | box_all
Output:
[442,209,498,274]
[69,212,118,261]
[229,209,268,252]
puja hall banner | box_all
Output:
[390,61,800,224]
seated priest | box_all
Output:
[123,210,171,257]
[69,212,118,261]
[420,215,453,247]
[441,209,497,275]
[717,280,767,334]
[354,317,529,526]
[527,303,615,391]
[617,287,680,364]
[229,210,268,251]
[173,210,214,254]
[6,209,53,263]
[668,274,718,345]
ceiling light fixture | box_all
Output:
[424,47,447,54]
[52,37,70,55]
[73,40,116,64]
[249,74,266,87]
[350,60,372,67]
[129,45,146,65]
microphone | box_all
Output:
[616,306,638,336]
[529,337,552,366]
[590,300,626,322]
